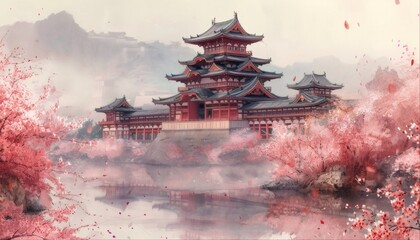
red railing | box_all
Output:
[204,48,252,56]
[99,118,169,125]
[187,81,241,89]
[243,110,318,119]
[162,120,249,130]
[165,117,240,122]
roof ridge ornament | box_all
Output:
[212,17,216,25]
[234,12,238,19]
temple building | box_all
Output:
[95,97,169,140]
[96,13,343,140]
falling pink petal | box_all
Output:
[411,59,415,66]
[344,20,350,29]
[292,76,296,81]
[395,0,400,5]
[320,220,325,224]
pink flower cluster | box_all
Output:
[350,181,420,240]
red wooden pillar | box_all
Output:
[209,102,212,119]
[204,102,207,120]
[258,122,261,138]
[143,128,146,141]
[219,101,221,120]
[151,127,154,140]
[173,104,176,121]
[136,129,138,141]
[266,123,269,139]
[228,100,230,120]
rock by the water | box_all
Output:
[0,177,26,206]
[0,177,46,214]
[310,165,347,192]
[261,179,301,191]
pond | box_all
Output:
[63,160,389,239]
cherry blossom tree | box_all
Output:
[349,117,419,239]
[257,62,419,188]
[0,45,81,239]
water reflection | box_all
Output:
[66,161,384,239]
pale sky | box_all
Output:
[0,0,418,66]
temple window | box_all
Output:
[233,44,238,51]
[227,43,232,50]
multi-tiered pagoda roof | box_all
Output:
[183,13,264,45]
[287,72,343,90]
[153,13,343,121]
[96,96,169,116]
[95,96,136,112]
[154,13,284,105]
[178,53,271,66]
[166,66,282,82]
[153,76,283,105]
[242,91,328,110]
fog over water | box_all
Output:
[60,160,392,239]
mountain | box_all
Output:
[0,11,194,118]
[0,11,391,118]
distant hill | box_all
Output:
[0,11,392,118]
[0,11,194,117]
